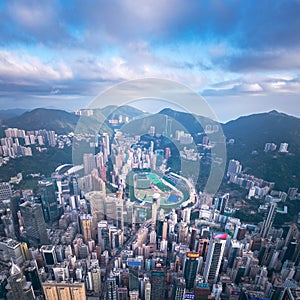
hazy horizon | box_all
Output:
[0,1,299,122]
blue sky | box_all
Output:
[0,0,299,122]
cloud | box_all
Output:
[0,50,73,82]
[202,74,300,97]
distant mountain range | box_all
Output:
[1,106,299,190]
[2,105,145,135]
[0,108,28,121]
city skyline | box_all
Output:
[0,2,300,298]
[0,1,299,122]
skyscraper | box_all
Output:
[260,201,277,238]
[144,281,151,300]
[19,201,49,247]
[184,252,199,290]
[150,266,166,300]
[214,193,229,214]
[107,275,117,300]
[151,193,160,230]
[172,277,186,300]
[85,191,105,222]
[80,214,92,243]
[6,261,35,300]
[41,245,57,266]
[83,153,96,175]
[203,233,227,284]
[39,179,60,223]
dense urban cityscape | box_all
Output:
[0,1,300,299]
[0,107,299,300]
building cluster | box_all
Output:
[111,131,172,185]
[227,159,275,198]
[0,127,72,166]
[264,142,289,153]
[175,130,194,145]
[0,125,299,300]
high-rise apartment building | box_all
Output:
[227,159,242,176]
[0,182,12,201]
[107,275,117,300]
[172,277,186,300]
[83,153,96,175]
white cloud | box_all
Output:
[0,50,73,82]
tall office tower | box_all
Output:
[128,263,139,292]
[189,227,198,251]
[260,201,277,238]
[228,240,242,269]
[214,193,229,214]
[226,159,242,176]
[19,201,49,247]
[115,199,124,231]
[24,265,41,291]
[144,281,151,300]
[107,275,117,300]
[42,281,86,300]
[150,267,166,300]
[284,223,299,247]
[6,261,36,300]
[162,219,168,240]
[70,177,79,196]
[10,194,21,237]
[39,179,60,223]
[98,221,110,251]
[80,214,92,243]
[0,182,12,201]
[179,222,188,244]
[172,277,186,300]
[184,252,200,290]
[151,193,160,230]
[83,153,96,175]
[203,233,227,284]
[41,245,57,266]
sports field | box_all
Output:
[132,171,185,208]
